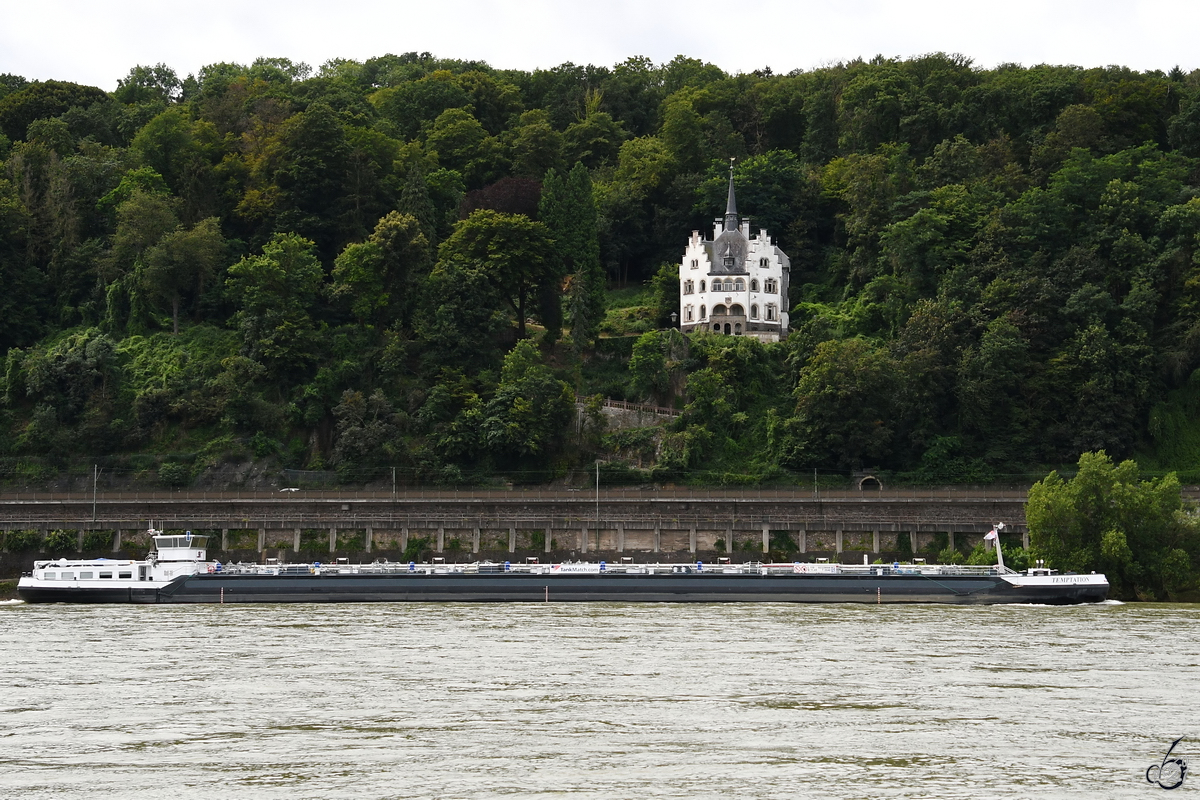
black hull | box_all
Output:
[18,572,1108,605]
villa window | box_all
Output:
[750,279,758,292]
[759,257,769,267]
[764,278,777,293]
[699,280,706,292]
[750,305,759,319]
[700,305,706,319]
[734,279,745,291]
[685,305,694,322]
[683,280,694,294]
[690,259,699,269]
[765,304,777,321]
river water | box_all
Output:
[0,600,1195,799]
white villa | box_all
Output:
[679,171,790,341]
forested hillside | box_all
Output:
[3,53,1200,487]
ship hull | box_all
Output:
[17,572,1108,605]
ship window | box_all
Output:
[79,572,93,579]
[99,572,113,579]
[62,572,75,580]
[44,572,56,580]
[119,571,132,579]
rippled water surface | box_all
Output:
[1,601,1197,798]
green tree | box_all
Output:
[438,210,558,338]
[539,163,604,348]
[481,339,575,470]
[1027,452,1200,599]
[142,217,226,333]
[225,233,324,378]
[784,337,898,469]
[331,211,430,328]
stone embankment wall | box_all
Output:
[0,488,1030,576]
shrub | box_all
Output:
[82,530,114,551]
[937,545,963,564]
[158,462,190,488]
[4,529,41,552]
[44,529,76,552]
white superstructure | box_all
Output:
[18,527,211,594]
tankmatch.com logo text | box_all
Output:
[1147,737,1188,790]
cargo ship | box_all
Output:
[15,528,1109,605]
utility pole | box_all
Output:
[595,460,600,534]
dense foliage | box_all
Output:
[1028,452,1200,599]
[3,53,1200,486]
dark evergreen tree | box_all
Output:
[539,163,604,348]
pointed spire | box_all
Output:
[724,157,738,231]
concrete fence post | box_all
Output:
[544,526,552,553]
[221,528,229,551]
[508,527,516,553]
[761,524,770,554]
[618,523,625,553]
[473,526,480,554]
[689,527,697,554]
[872,529,880,553]
[365,526,373,553]
[835,528,843,554]
[257,527,266,551]
[329,527,337,553]
[114,530,123,553]
[437,526,445,553]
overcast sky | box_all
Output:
[4,0,1197,90]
